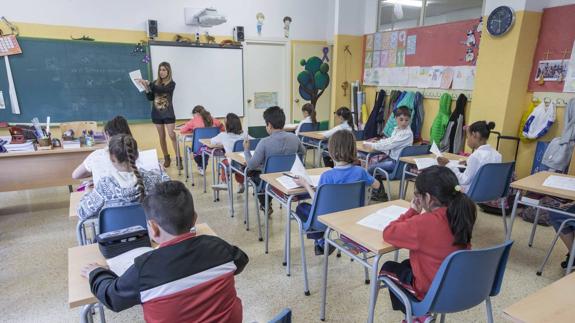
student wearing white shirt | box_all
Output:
[294,103,318,136]
[438,121,501,192]
[322,107,355,167]
[211,113,252,193]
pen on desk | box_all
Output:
[282,172,297,179]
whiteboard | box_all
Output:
[150,44,244,119]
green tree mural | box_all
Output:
[297,56,330,107]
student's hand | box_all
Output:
[293,176,307,187]
[436,156,449,166]
[410,196,422,213]
[81,263,107,278]
[137,79,149,86]
[243,138,250,150]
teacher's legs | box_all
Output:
[155,124,171,168]
[165,123,181,170]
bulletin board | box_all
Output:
[527,4,575,92]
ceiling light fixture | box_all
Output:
[384,0,423,8]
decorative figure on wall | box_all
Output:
[205,31,216,44]
[465,48,475,63]
[283,16,292,38]
[256,12,265,35]
[321,47,330,62]
[71,35,95,41]
[297,56,330,107]
[465,30,476,47]
[476,17,483,33]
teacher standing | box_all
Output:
[139,62,180,169]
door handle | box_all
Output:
[294,98,300,103]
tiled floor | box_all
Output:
[0,164,568,322]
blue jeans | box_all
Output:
[295,202,324,241]
[368,158,396,176]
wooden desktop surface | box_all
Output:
[198,138,223,149]
[260,168,330,195]
[357,141,376,153]
[399,152,465,165]
[510,171,575,201]
[319,200,410,254]
[226,152,247,166]
[0,144,105,192]
[299,131,326,141]
[503,272,575,323]
[68,223,216,308]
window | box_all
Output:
[377,0,484,31]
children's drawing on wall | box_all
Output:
[398,31,407,48]
[297,56,330,106]
[465,30,476,47]
[396,48,405,67]
[465,48,475,63]
[283,16,292,38]
[366,34,374,51]
[535,60,568,82]
[406,35,416,55]
[256,12,265,35]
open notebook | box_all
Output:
[357,205,409,231]
[106,247,154,276]
[276,156,320,190]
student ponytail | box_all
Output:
[302,103,318,125]
[336,107,355,131]
[468,120,496,140]
[414,166,477,247]
[109,134,145,202]
[193,105,214,127]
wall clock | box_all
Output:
[487,6,515,36]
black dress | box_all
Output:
[146,81,176,124]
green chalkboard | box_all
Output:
[0,38,152,123]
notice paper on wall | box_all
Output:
[357,205,408,231]
[543,175,575,191]
[129,70,145,92]
[4,56,20,114]
[563,41,575,93]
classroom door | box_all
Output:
[243,41,289,128]
[291,42,332,125]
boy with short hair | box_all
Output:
[81,181,249,323]
[243,106,305,213]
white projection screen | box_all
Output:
[150,43,244,119]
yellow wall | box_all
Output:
[329,34,364,127]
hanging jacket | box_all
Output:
[412,92,425,142]
[518,100,540,142]
[542,98,575,171]
[384,92,415,137]
[522,101,556,139]
[380,90,400,136]
[364,89,386,140]
[441,94,467,153]
[430,93,452,146]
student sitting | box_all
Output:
[294,130,380,255]
[244,106,306,214]
[322,107,355,167]
[211,113,252,193]
[437,121,501,192]
[77,134,170,220]
[81,180,249,323]
[179,105,225,175]
[380,166,476,322]
[548,205,575,269]
[295,103,318,136]
[72,116,135,185]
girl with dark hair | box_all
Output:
[380,166,477,322]
[437,120,501,192]
[295,103,318,136]
[322,107,355,167]
[180,105,225,175]
[77,134,170,220]
[72,116,135,184]
[139,62,179,169]
[210,113,252,193]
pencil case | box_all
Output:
[97,225,152,259]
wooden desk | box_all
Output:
[260,167,330,196]
[319,200,409,323]
[68,223,216,309]
[399,152,465,165]
[503,273,575,322]
[174,128,193,176]
[198,138,223,149]
[356,141,379,169]
[299,131,327,167]
[0,144,104,192]
[226,152,247,166]
[299,130,326,141]
[198,138,225,196]
[283,123,298,132]
[69,191,84,218]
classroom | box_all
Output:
[1,0,575,322]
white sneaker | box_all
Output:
[198,168,205,176]
[211,183,228,191]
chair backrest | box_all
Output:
[466,162,515,202]
[421,240,514,314]
[263,154,297,174]
[98,203,148,234]
[232,138,261,152]
[60,121,98,137]
[191,127,221,154]
[389,144,431,179]
[354,130,365,140]
[268,308,292,323]
[299,122,319,133]
[305,181,366,232]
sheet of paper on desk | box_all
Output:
[277,174,321,189]
[543,175,575,191]
[284,123,298,128]
[106,247,154,276]
[129,70,145,92]
[139,149,160,171]
[357,205,409,231]
[414,158,437,170]
[430,141,442,157]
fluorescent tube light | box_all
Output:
[383,0,423,8]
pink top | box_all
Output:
[180,116,225,133]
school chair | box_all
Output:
[372,145,430,201]
[354,130,365,140]
[185,127,220,185]
[75,203,146,245]
[379,240,514,323]
[537,217,575,276]
[290,181,366,296]
[268,308,292,323]
[466,162,515,238]
[219,138,260,217]
[298,122,320,165]
[249,154,298,240]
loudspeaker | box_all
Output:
[233,26,244,42]
[147,20,158,39]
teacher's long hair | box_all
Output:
[155,62,173,86]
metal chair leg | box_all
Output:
[295,217,310,296]
[501,198,508,238]
[537,220,570,275]
[362,252,370,284]
[485,297,494,323]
